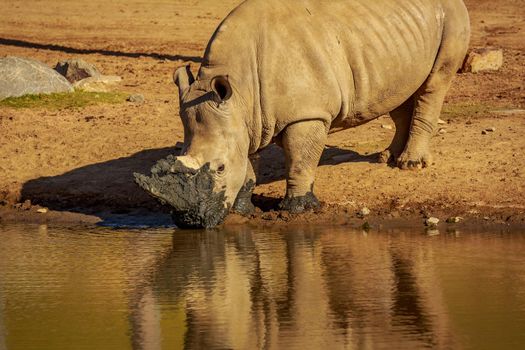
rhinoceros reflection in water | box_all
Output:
[129,227,457,349]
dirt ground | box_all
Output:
[0,0,524,227]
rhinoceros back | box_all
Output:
[200,0,450,134]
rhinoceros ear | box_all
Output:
[173,65,195,100]
[211,75,232,102]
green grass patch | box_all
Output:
[0,90,127,109]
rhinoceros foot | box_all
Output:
[279,192,320,214]
[378,148,404,165]
[397,149,433,170]
[232,179,256,216]
[134,155,228,229]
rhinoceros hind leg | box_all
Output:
[378,98,414,164]
[398,8,469,170]
[279,119,327,213]
[396,79,447,170]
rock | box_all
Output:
[437,118,447,125]
[73,75,122,92]
[127,94,145,104]
[37,208,48,214]
[482,127,495,135]
[54,58,101,83]
[0,56,73,100]
[359,207,371,216]
[438,128,447,134]
[21,199,32,211]
[261,213,273,221]
[381,124,393,130]
[446,216,462,223]
[461,48,503,73]
[425,217,440,226]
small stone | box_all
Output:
[437,118,447,125]
[381,124,393,130]
[359,207,371,216]
[261,213,273,221]
[277,211,291,221]
[425,217,440,226]
[438,128,447,134]
[21,199,32,211]
[461,48,503,73]
[481,127,495,135]
[37,208,48,214]
[127,94,145,104]
[73,75,122,92]
[446,216,462,223]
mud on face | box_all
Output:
[134,154,229,229]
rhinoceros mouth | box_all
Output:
[134,155,229,229]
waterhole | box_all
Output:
[0,224,524,349]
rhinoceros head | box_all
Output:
[160,65,250,225]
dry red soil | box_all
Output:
[0,0,524,227]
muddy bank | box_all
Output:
[0,0,524,228]
[1,197,524,232]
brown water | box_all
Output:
[0,224,524,350]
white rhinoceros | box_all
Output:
[137,0,470,228]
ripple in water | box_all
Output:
[0,224,524,349]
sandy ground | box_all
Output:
[0,0,524,227]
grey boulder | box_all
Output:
[54,58,101,83]
[0,56,73,100]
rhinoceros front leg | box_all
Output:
[279,120,328,213]
[232,156,257,215]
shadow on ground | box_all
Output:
[21,144,376,225]
[256,144,379,184]
[0,38,202,63]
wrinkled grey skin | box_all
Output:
[148,0,470,227]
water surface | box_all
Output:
[0,224,524,349]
